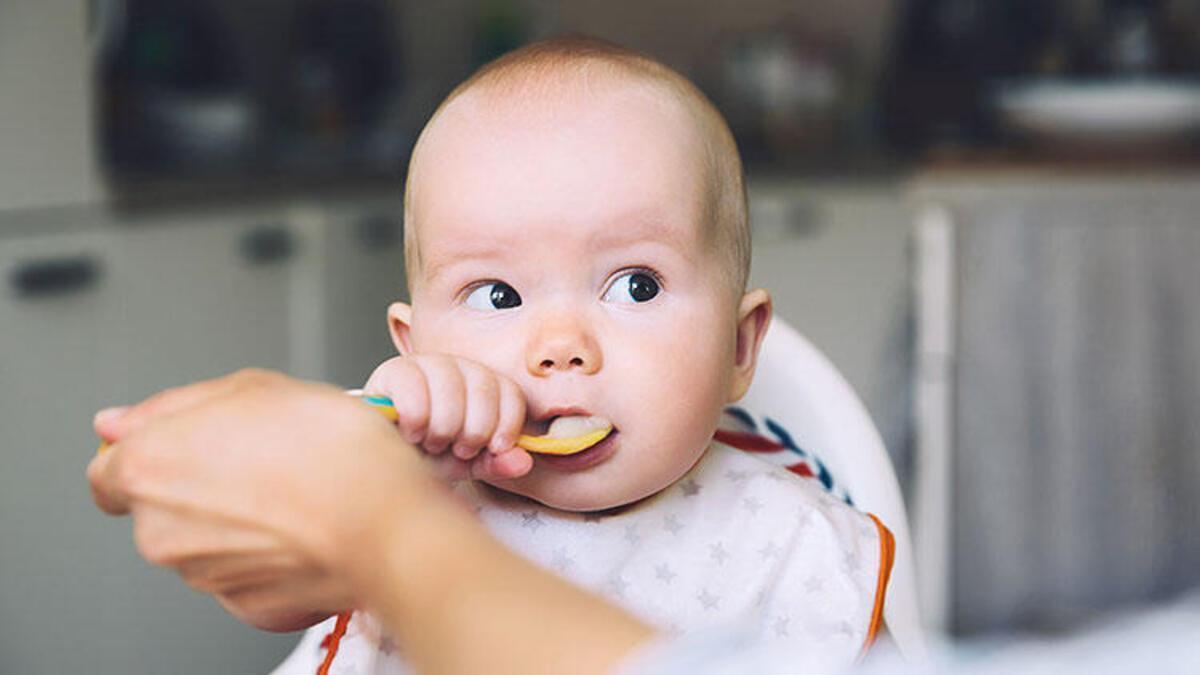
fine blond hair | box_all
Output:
[403,35,749,294]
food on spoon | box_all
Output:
[518,415,613,456]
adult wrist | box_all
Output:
[346,478,486,624]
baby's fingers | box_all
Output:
[422,449,532,485]
[471,448,533,482]
[417,356,466,455]
[489,376,527,454]
[364,357,430,445]
[453,363,500,460]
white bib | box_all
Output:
[274,441,890,675]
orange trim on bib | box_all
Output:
[317,611,352,675]
[860,513,895,657]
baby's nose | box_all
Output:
[526,315,602,376]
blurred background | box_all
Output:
[2,1,1199,672]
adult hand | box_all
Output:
[86,369,439,632]
[88,368,655,675]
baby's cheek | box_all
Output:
[419,329,522,373]
[629,385,715,458]
[623,428,711,503]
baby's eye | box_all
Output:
[465,282,522,310]
[602,271,660,304]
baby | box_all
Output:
[275,36,892,674]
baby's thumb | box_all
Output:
[472,448,533,482]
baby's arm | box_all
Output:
[364,355,533,482]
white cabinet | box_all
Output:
[302,197,406,388]
[0,212,301,673]
[908,176,1200,637]
[105,210,297,400]
[747,180,913,443]
[0,3,102,210]
[0,229,132,674]
[0,194,407,672]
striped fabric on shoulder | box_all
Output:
[717,406,854,506]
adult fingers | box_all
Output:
[217,581,343,633]
[132,505,282,578]
[94,369,279,443]
[86,446,130,515]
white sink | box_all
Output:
[992,79,1200,144]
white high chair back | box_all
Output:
[738,316,927,659]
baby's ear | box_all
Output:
[728,288,772,402]
[387,302,415,355]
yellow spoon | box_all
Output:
[358,394,611,456]
[514,427,612,455]
[96,393,612,457]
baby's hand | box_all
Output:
[364,355,533,482]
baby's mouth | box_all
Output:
[518,414,614,456]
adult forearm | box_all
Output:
[356,492,657,675]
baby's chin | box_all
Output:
[483,443,713,512]
[481,473,663,513]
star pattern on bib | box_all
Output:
[710,542,730,565]
[551,547,575,572]
[663,513,685,535]
[655,563,677,584]
[805,576,825,594]
[521,511,544,531]
[310,437,886,674]
[758,540,782,560]
[605,574,629,598]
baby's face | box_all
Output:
[400,85,743,510]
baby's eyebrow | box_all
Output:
[589,210,696,250]
[422,242,507,282]
[420,211,696,282]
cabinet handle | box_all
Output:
[240,226,295,265]
[357,214,400,251]
[10,256,102,298]
[785,202,825,238]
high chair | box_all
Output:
[734,316,927,660]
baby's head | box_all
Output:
[389,36,771,511]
